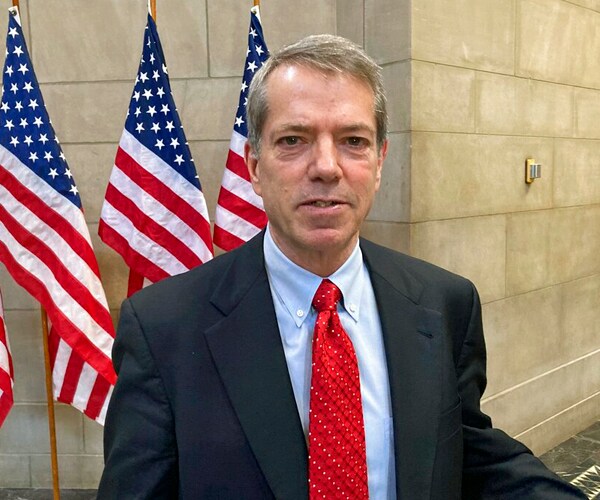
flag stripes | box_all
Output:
[0,292,13,427]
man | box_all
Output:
[98,35,585,499]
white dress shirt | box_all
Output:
[263,226,396,499]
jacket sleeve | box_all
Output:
[458,283,586,499]
[97,298,179,499]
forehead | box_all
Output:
[263,64,376,121]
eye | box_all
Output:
[346,136,368,147]
[280,136,299,146]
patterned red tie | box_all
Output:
[308,279,369,499]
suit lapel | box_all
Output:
[362,240,443,500]
[203,235,308,500]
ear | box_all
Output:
[245,142,262,196]
[374,139,388,190]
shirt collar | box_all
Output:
[263,225,364,327]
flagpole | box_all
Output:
[254,0,260,6]
[150,0,157,21]
[41,308,61,500]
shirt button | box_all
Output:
[296,309,304,317]
[349,304,357,313]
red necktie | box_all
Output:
[308,279,369,499]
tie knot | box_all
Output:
[312,279,342,313]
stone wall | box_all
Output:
[0,0,597,489]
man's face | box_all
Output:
[246,64,387,275]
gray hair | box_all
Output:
[246,34,388,155]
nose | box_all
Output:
[308,137,342,181]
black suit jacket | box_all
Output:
[98,233,584,499]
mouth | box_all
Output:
[308,200,340,208]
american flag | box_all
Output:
[99,14,213,296]
[0,290,13,427]
[0,8,116,424]
[213,6,269,251]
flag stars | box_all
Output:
[9,136,18,147]
[152,70,160,81]
[133,91,141,102]
[162,64,168,74]
[235,116,244,128]
[170,137,179,148]
[28,99,39,110]
[10,83,18,94]
[160,104,169,115]
[150,122,160,133]
[147,106,157,117]
[165,121,174,132]
[250,28,257,38]
[156,87,165,98]
[256,45,264,56]
[8,27,18,38]
[142,88,153,100]
[44,151,53,161]
[64,168,73,179]
[139,72,149,83]
[13,45,23,57]
[155,139,164,150]
[24,136,33,146]
[174,154,184,166]
[59,152,66,161]
[19,117,28,128]
[29,151,38,162]
[135,122,145,133]
[134,107,141,117]
[23,82,33,92]
[247,61,258,73]
[69,184,78,195]
[149,53,155,64]
[4,120,14,130]
[38,134,49,144]
[48,168,58,179]
[14,101,23,112]
[1,102,9,112]
[5,65,13,77]
[241,81,248,92]
[17,63,28,75]
[33,117,43,127]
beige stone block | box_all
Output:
[482,286,563,396]
[0,264,38,310]
[482,349,600,438]
[188,140,231,221]
[517,0,600,88]
[554,139,600,207]
[31,453,103,489]
[413,0,514,73]
[29,0,146,83]
[476,73,573,137]
[548,206,600,284]
[62,144,116,225]
[369,132,410,223]
[41,81,132,144]
[411,133,553,221]
[5,310,46,403]
[365,0,410,64]
[149,0,208,79]
[0,454,31,488]
[567,0,600,11]
[174,78,241,142]
[410,216,506,303]
[336,0,364,46]
[412,62,475,133]
[516,391,600,455]
[561,275,600,359]
[506,210,553,295]
[207,0,336,77]
[90,225,128,311]
[575,88,600,139]
[83,417,104,455]
[0,404,50,453]
[359,221,410,255]
[55,404,85,454]
[382,61,411,134]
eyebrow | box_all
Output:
[270,122,376,137]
